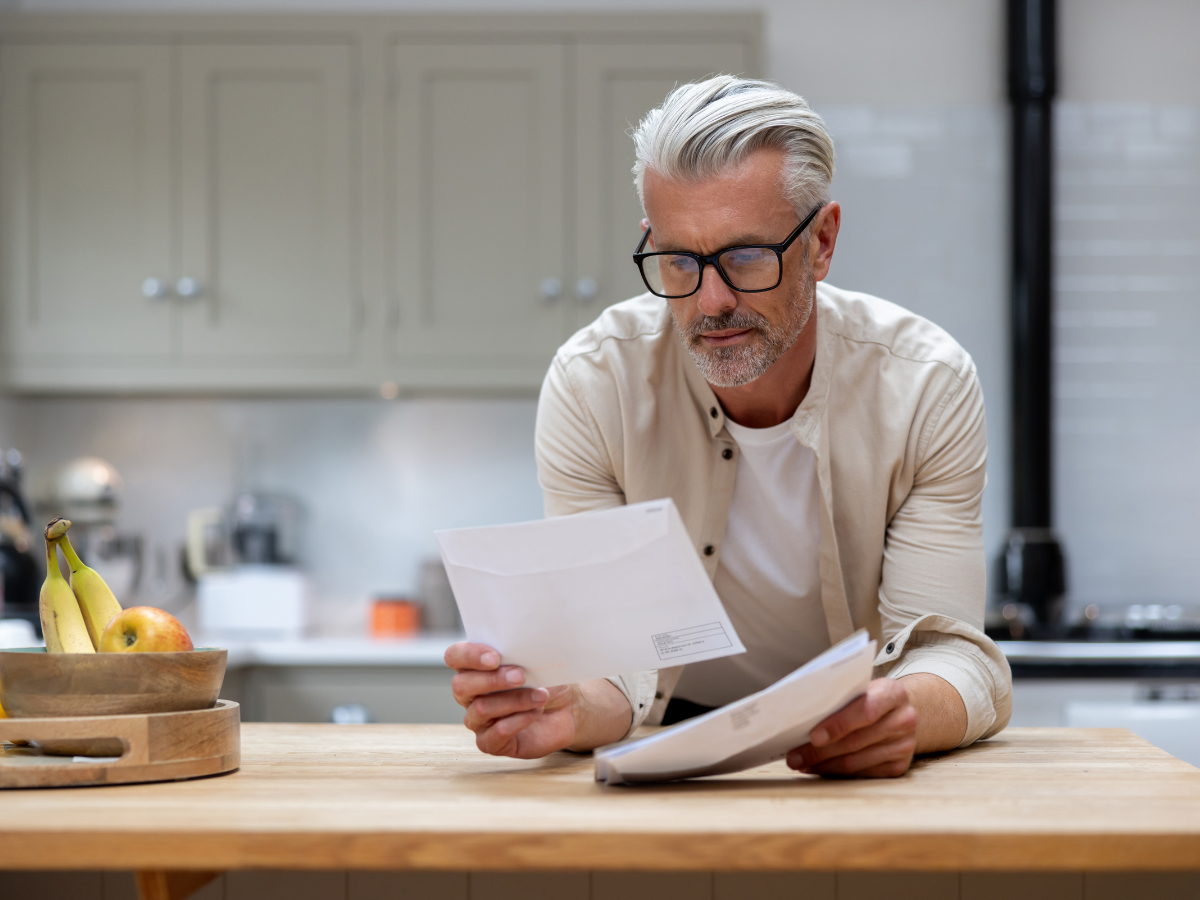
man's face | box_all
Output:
[642,148,816,388]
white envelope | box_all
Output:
[435,499,746,688]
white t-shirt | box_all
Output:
[672,415,829,707]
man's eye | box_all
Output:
[726,249,766,267]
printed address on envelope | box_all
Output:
[652,622,734,661]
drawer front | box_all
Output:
[244,666,462,724]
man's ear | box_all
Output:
[811,201,841,282]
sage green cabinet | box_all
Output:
[0,44,174,367]
[0,15,760,393]
[0,37,362,391]
[386,42,569,387]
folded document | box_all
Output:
[436,499,746,688]
[594,631,876,785]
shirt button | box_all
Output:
[721,448,733,460]
[886,642,896,654]
[703,544,715,556]
[710,407,719,418]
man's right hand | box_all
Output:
[444,642,633,759]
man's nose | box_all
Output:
[695,264,737,318]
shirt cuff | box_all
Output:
[604,670,659,737]
[875,615,1013,747]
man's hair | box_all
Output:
[632,75,835,219]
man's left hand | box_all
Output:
[786,677,918,778]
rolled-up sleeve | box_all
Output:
[875,363,1013,746]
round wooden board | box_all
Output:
[0,700,240,788]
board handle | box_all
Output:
[0,712,150,764]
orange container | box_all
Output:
[370,599,421,638]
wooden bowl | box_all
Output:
[0,647,227,719]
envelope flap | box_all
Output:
[436,499,673,576]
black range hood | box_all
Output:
[997,0,1066,625]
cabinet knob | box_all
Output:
[539,277,563,302]
[175,277,204,299]
[575,276,598,302]
[141,277,169,300]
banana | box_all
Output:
[49,518,123,650]
[39,531,94,654]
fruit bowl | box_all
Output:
[0,647,227,719]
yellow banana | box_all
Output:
[39,531,94,654]
[49,519,123,650]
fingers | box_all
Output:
[809,678,907,747]
[451,665,528,707]
[463,687,549,732]
[474,709,545,757]
[799,736,916,778]
[444,642,501,672]
[784,677,919,779]
[797,703,918,766]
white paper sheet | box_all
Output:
[435,499,746,688]
[594,630,876,784]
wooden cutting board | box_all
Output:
[0,699,239,788]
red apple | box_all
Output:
[99,606,194,653]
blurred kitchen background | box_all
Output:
[1,0,1198,753]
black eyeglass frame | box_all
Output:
[632,202,825,299]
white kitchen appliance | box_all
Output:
[197,566,308,640]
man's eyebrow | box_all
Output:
[653,231,776,252]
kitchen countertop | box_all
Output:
[1,725,1199,872]
[997,640,1200,678]
[208,634,1200,673]
[210,633,463,668]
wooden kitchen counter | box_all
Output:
[2,725,1199,874]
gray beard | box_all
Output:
[673,272,814,389]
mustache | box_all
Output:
[681,309,770,340]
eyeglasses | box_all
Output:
[632,203,824,299]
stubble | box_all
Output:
[673,266,815,388]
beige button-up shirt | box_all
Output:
[534,283,1012,747]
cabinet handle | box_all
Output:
[175,277,204,299]
[575,277,599,303]
[141,277,170,300]
[539,277,563,302]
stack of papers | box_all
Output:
[435,499,747,688]
[595,631,876,785]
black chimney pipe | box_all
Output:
[999,0,1066,625]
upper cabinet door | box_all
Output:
[0,44,172,365]
[177,44,359,365]
[573,42,753,326]
[387,43,567,384]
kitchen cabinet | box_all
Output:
[0,37,361,390]
[222,664,462,725]
[0,44,174,364]
[176,44,359,367]
[386,42,568,386]
[0,14,760,393]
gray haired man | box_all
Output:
[446,76,1012,777]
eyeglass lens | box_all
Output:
[641,247,779,298]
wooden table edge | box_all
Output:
[3,831,1200,872]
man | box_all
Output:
[446,76,1011,777]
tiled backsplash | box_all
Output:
[1055,102,1200,608]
